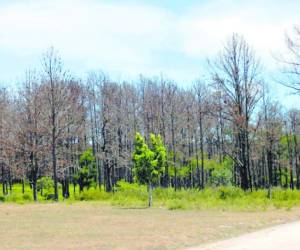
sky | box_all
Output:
[0,0,299,108]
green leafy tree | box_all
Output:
[133,132,165,207]
[150,133,167,181]
[37,177,54,197]
[205,157,233,186]
[75,148,97,192]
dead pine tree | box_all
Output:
[210,33,262,190]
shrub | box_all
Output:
[6,194,23,203]
[75,188,112,201]
[3,182,300,211]
[218,186,243,200]
[167,199,186,210]
[45,194,56,200]
[22,193,32,201]
[75,148,97,191]
[37,177,54,195]
[0,195,5,202]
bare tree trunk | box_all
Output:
[195,131,201,189]
[171,116,177,191]
[199,114,205,189]
[22,178,25,194]
[287,134,294,189]
[52,126,58,201]
[1,164,5,196]
[148,182,152,207]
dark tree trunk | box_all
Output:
[2,164,5,196]
[22,178,25,194]
[199,115,205,190]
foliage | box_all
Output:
[37,177,54,191]
[205,157,233,186]
[111,180,148,207]
[0,195,5,202]
[166,199,186,210]
[150,133,167,181]
[75,187,111,201]
[3,183,300,212]
[75,148,97,191]
[73,182,300,211]
[133,133,165,185]
[22,193,32,201]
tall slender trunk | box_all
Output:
[22,178,25,194]
[294,134,300,189]
[32,178,37,202]
[287,133,294,189]
[171,115,176,191]
[195,131,201,189]
[199,114,205,190]
[238,131,249,190]
[50,76,58,201]
[267,149,273,198]
[2,164,5,195]
[148,182,152,207]
[8,168,12,192]
[52,131,58,200]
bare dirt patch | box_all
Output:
[189,220,300,250]
[1,203,300,249]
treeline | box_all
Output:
[0,31,300,201]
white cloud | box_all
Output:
[178,0,299,66]
[0,0,299,95]
[0,0,177,77]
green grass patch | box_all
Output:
[2,182,300,211]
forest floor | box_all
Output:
[1,203,300,249]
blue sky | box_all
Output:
[0,0,299,108]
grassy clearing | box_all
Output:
[2,181,300,211]
[109,183,300,211]
[1,203,300,250]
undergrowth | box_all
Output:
[1,181,300,211]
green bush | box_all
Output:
[75,188,112,201]
[0,195,5,202]
[3,182,300,211]
[37,177,54,192]
[166,199,186,210]
[45,194,56,200]
[6,194,22,203]
[22,193,32,201]
[218,186,243,200]
[75,148,97,191]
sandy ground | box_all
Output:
[1,203,300,249]
[191,220,300,250]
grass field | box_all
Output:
[2,182,300,249]
[3,182,300,211]
[1,203,300,249]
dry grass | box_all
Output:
[1,203,300,250]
